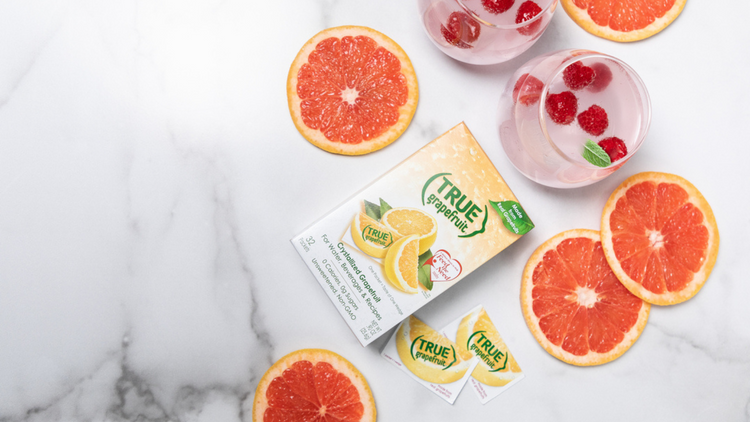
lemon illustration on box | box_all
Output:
[456,307,522,387]
[381,208,437,255]
[351,201,438,294]
[396,316,470,384]
[292,123,534,346]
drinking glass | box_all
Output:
[498,49,651,188]
[417,0,558,65]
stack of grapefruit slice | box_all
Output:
[522,172,719,366]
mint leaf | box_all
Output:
[582,140,611,168]
[418,250,433,291]
[364,200,381,220]
[490,200,535,235]
[379,198,392,217]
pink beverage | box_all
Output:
[417,0,557,65]
[498,50,651,188]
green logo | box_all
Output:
[410,335,457,370]
[467,330,508,372]
[421,173,488,238]
[360,224,394,248]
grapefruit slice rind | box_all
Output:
[521,229,650,366]
[600,172,719,306]
[561,0,687,42]
[252,348,376,422]
[287,26,418,155]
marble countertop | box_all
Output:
[1,0,749,421]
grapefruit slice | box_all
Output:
[396,315,471,384]
[601,172,719,305]
[288,26,419,155]
[521,229,650,366]
[561,0,686,42]
[252,349,376,422]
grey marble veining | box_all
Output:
[1,0,749,421]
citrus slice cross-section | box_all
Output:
[288,26,419,155]
[351,212,401,258]
[456,307,522,387]
[252,348,376,422]
[561,0,686,42]
[396,315,470,384]
[381,207,437,255]
[384,234,420,294]
[600,172,719,305]
[521,229,650,366]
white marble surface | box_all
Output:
[1,0,749,421]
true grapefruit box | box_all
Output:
[292,123,534,346]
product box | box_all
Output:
[291,123,534,346]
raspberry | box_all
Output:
[516,1,543,36]
[598,137,628,162]
[441,12,481,49]
[482,0,515,14]
[512,73,544,106]
[545,91,578,125]
[563,61,595,91]
[577,105,609,136]
[588,62,613,93]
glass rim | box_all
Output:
[455,0,558,29]
[537,50,652,170]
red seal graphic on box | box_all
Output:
[426,250,463,282]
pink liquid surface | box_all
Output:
[418,0,557,65]
[498,50,651,188]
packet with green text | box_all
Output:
[444,305,525,404]
[381,315,479,404]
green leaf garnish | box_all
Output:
[364,200,381,220]
[418,266,432,291]
[582,140,612,168]
[418,250,433,291]
[418,249,433,267]
[379,198,392,217]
